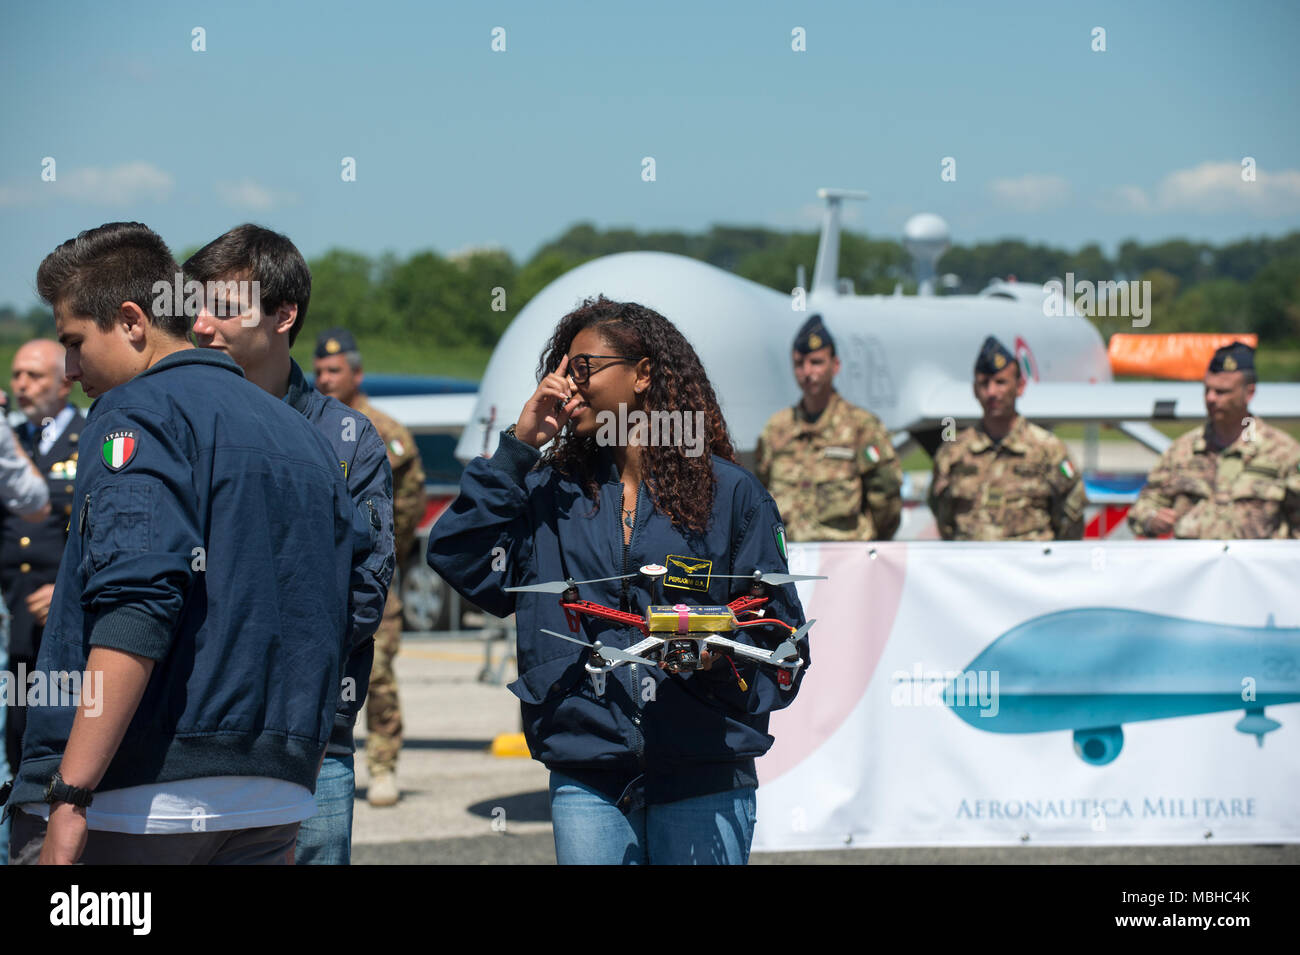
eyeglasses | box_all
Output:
[567,354,638,384]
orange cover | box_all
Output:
[1108,333,1257,380]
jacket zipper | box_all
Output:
[620,483,645,769]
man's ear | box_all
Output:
[274,303,298,336]
[119,302,149,344]
[1015,370,1027,398]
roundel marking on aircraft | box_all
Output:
[759,543,907,785]
[1014,336,1039,382]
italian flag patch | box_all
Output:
[865,445,880,464]
[1058,460,1076,480]
[101,431,138,471]
[774,523,787,560]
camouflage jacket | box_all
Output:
[929,415,1085,541]
[1128,417,1300,539]
[755,391,902,542]
[357,395,427,556]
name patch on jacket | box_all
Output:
[101,431,138,471]
[664,554,712,592]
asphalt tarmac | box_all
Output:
[351,636,1298,866]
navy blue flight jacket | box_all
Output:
[284,359,395,754]
[427,431,809,805]
[6,349,356,807]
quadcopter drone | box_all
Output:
[505,564,822,696]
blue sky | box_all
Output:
[1,0,1297,308]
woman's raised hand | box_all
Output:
[514,354,583,449]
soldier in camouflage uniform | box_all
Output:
[929,336,1085,541]
[756,315,902,541]
[1130,343,1300,539]
[314,329,427,806]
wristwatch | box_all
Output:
[43,770,94,808]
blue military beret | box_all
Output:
[974,336,1015,375]
[793,314,835,355]
[1208,342,1255,374]
[315,327,360,359]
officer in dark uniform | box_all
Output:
[1,339,85,773]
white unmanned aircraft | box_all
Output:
[456,188,1300,464]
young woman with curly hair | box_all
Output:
[428,295,809,864]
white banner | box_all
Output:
[755,540,1300,849]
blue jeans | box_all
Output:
[294,752,354,865]
[549,771,757,865]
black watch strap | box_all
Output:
[43,771,93,808]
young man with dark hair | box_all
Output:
[3,221,357,865]
[185,224,394,864]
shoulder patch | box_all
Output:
[865,445,881,464]
[1058,460,1076,480]
[390,438,405,457]
[101,431,138,471]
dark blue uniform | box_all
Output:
[5,350,356,808]
[283,359,394,753]
[428,432,809,806]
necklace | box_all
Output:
[621,486,635,530]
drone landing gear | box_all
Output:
[586,663,607,697]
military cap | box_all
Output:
[1208,342,1255,374]
[974,336,1016,375]
[793,314,835,355]
[314,327,360,359]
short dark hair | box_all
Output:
[36,221,187,338]
[183,224,311,345]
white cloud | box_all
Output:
[1102,184,1153,213]
[0,161,173,207]
[215,178,283,211]
[1107,161,1300,216]
[987,174,1071,212]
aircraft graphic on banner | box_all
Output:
[943,608,1300,765]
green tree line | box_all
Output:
[5,225,1298,348]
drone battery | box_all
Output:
[647,604,735,634]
